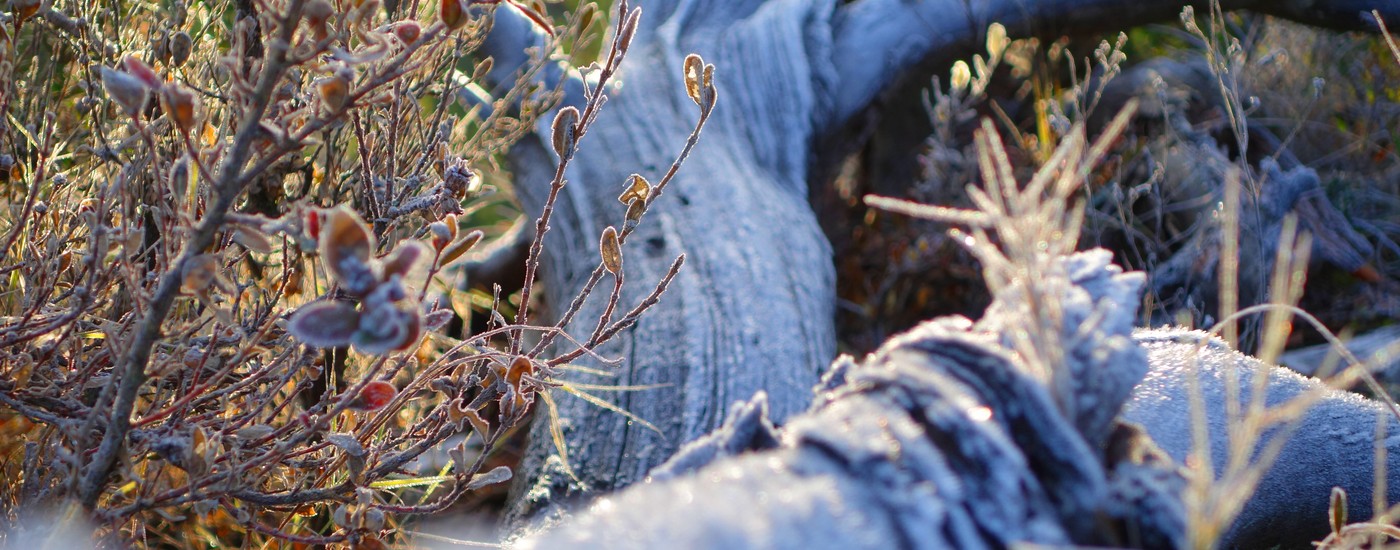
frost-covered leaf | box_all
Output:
[347,381,397,411]
[466,466,512,491]
[319,205,377,296]
[234,424,275,440]
[381,241,428,278]
[352,302,421,354]
[326,433,366,456]
[424,308,454,331]
[289,300,360,347]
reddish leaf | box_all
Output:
[349,381,397,411]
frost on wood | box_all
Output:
[1125,329,1400,548]
[520,251,1185,549]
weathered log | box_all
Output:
[520,251,1189,549]
[1125,329,1400,547]
[472,0,1400,535]
[509,256,1400,548]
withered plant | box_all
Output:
[0,0,713,546]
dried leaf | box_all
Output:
[381,241,427,278]
[320,205,377,296]
[617,174,651,205]
[327,433,367,456]
[600,226,622,274]
[683,54,704,105]
[316,74,350,112]
[289,300,361,347]
[232,226,273,254]
[180,254,220,294]
[121,55,162,88]
[424,308,454,331]
[234,424,275,440]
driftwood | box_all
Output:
[468,0,1400,544]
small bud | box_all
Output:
[1330,486,1347,535]
[428,221,453,250]
[550,106,579,159]
[986,23,1008,61]
[950,60,971,93]
[304,208,324,241]
[439,0,467,31]
[600,226,621,274]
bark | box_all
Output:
[472,0,1400,539]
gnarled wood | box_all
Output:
[473,0,1400,538]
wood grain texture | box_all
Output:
[480,0,1400,534]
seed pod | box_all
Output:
[439,0,467,31]
[550,106,579,159]
[316,74,350,113]
[169,32,194,67]
[600,226,621,274]
[160,83,200,132]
